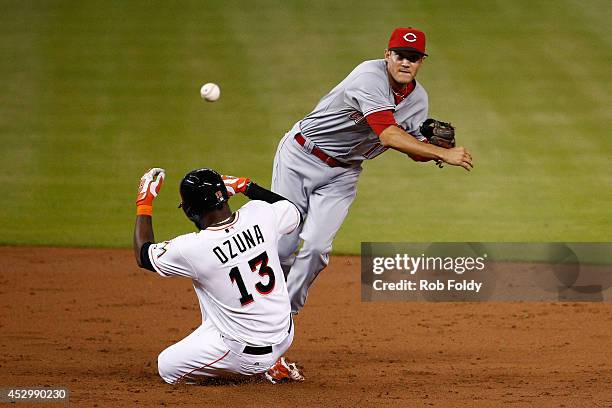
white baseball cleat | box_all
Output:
[264,357,305,384]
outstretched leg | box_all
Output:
[286,167,360,313]
[271,134,311,274]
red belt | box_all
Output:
[294,134,349,168]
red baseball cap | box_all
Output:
[388,27,427,56]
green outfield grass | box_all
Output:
[1,0,610,253]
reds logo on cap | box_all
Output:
[388,27,427,56]
[403,33,417,42]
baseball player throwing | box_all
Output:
[270,27,474,313]
[133,167,304,384]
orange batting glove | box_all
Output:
[222,175,250,197]
[136,167,165,215]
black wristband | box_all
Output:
[140,242,155,272]
[244,183,303,225]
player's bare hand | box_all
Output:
[222,175,251,197]
[440,147,473,171]
[136,168,165,206]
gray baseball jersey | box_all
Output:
[273,57,431,313]
[294,59,429,164]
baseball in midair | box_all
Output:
[200,83,220,102]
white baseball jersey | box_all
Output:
[147,200,301,346]
[295,59,429,164]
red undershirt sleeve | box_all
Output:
[365,110,398,136]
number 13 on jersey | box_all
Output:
[228,251,276,306]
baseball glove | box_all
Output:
[419,119,456,149]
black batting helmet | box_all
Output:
[179,168,228,224]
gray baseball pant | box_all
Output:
[271,132,362,313]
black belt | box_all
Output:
[242,316,293,355]
[294,133,350,168]
[243,345,273,355]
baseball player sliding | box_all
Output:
[133,167,305,384]
[269,27,474,313]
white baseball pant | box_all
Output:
[157,317,294,384]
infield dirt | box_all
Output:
[1,247,611,407]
